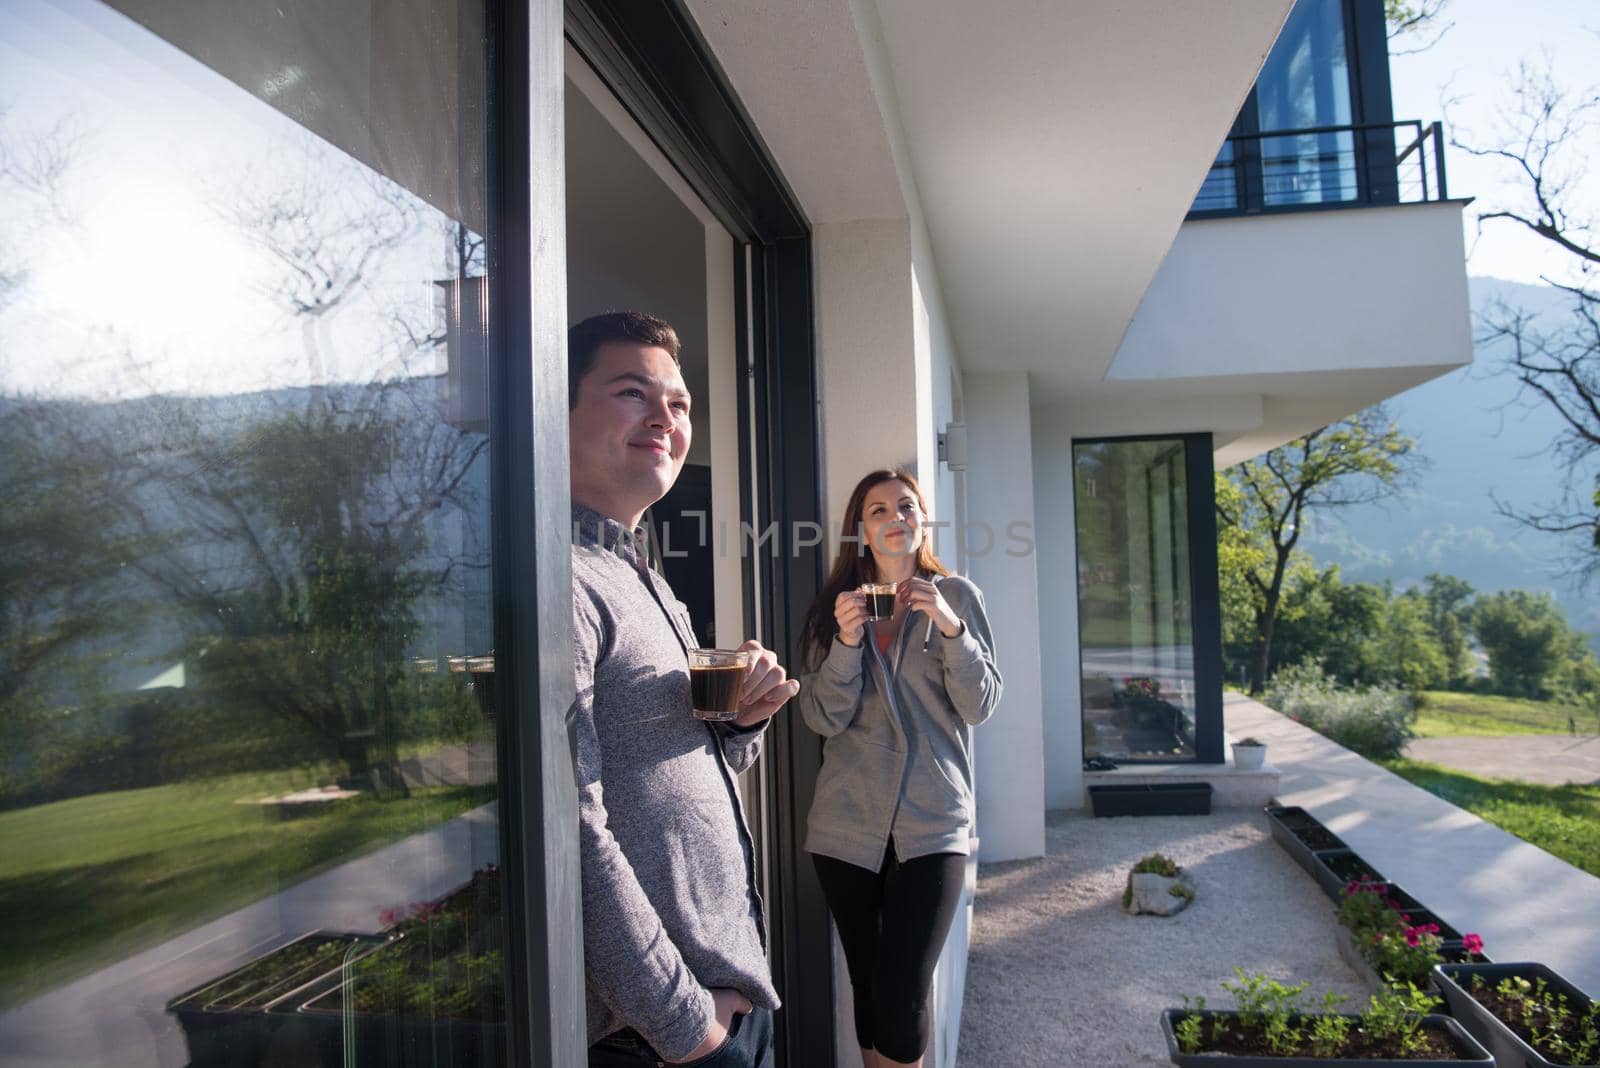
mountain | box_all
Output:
[1302,276,1598,650]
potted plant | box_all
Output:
[1161,968,1492,1065]
[1122,852,1196,916]
[1336,879,1486,993]
[1432,962,1600,1067]
[1232,736,1268,770]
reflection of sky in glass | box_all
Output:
[0,0,461,401]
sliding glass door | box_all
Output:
[0,1,542,1063]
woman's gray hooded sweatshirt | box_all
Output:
[799,574,1002,870]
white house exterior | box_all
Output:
[0,0,1470,1065]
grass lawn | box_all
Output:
[1412,690,1598,738]
[0,767,494,1009]
[1381,758,1600,879]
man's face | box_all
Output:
[568,341,692,525]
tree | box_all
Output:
[1419,573,1475,687]
[1452,61,1600,575]
[1215,407,1419,694]
[1472,589,1573,698]
[1384,0,1452,56]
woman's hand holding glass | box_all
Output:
[899,577,961,639]
[833,590,868,647]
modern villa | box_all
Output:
[0,0,1470,1065]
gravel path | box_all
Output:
[1404,733,1600,786]
[958,809,1367,1067]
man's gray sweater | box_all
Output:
[570,505,778,1060]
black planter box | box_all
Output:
[1312,848,1387,900]
[1090,782,1212,817]
[1267,806,1344,887]
[1433,962,1598,1068]
[1160,1008,1492,1065]
[279,976,506,1068]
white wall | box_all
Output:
[964,373,1045,863]
[1030,412,1083,810]
[1109,201,1472,383]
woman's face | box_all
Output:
[861,479,924,560]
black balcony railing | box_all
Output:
[1189,119,1449,217]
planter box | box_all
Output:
[167,931,391,1068]
[1267,807,1349,887]
[1160,1008,1492,1065]
[1312,848,1388,900]
[1433,962,1598,1068]
[1090,782,1212,817]
[1337,930,1444,995]
[279,977,506,1068]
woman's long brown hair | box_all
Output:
[799,467,951,668]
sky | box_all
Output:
[1387,0,1599,286]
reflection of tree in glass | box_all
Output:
[0,397,150,801]
[134,139,489,788]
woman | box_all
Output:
[798,468,1002,1068]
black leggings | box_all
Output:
[812,844,966,1064]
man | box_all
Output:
[569,311,798,1067]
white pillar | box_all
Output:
[964,373,1046,862]
[1032,410,1084,808]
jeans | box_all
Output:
[588,1007,774,1068]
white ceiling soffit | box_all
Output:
[868,0,1293,389]
[682,0,907,224]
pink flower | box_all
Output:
[1404,929,1421,948]
[1463,933,1484,956]
[378,906,402,927]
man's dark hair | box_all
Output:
[568,311,681,408]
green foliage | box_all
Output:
[1266,662,1416,759]
[1307,992,1354,1057]
[1214,409,1417,694]
[1222,968,1310,1054]
[1174,996,1206,1053]
[1361,981,1440,1057]
[1131,852,1180,877]
[1473,590,1581,698]
[1382,759,1600,879]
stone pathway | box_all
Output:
[1404,733,1600,786]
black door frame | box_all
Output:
[563,2,833,1065]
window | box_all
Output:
[1074,437,1218,763]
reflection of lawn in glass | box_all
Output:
[0,762,495,1009]
[1078,620,1194,649]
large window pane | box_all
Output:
[1074,439,1197,762]
[0,2,505,1065]
[1255,0,1355,206]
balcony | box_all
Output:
[1189,119,1450,218]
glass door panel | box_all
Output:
[1074,439,1197,761]
[0,2,506,1064]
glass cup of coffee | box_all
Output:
[861,583,897,622]
[688,648,752,721]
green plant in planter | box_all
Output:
[1361,981,1442,1057]
[1222,969,1311,1055]
[1468,973,1600,1065]
[1173,970,1447,1060]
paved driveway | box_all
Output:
[1404,733,1600,786]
